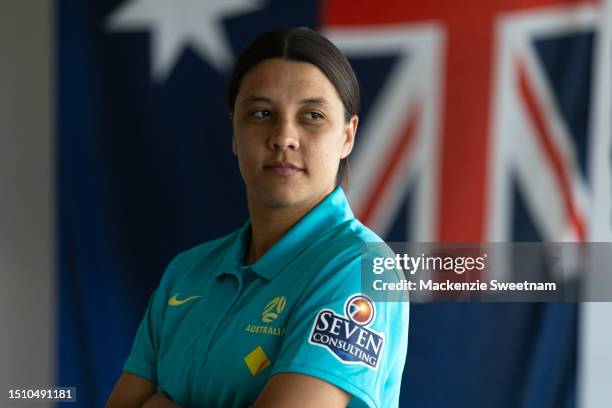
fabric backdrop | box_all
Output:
[57,0,601,406]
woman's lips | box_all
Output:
[264,161,304,176]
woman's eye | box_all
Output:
[252,110,272,118]
[304,111,323,120]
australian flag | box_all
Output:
[57,0,606,407]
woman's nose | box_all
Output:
[268,118,299,151]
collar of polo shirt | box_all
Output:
[214,186,354,281]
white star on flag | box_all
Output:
[106,0,265,81]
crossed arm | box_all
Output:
[105,371,351,408]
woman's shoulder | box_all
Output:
[159,227,244,287]
[294,217,400,289]
[314,217,386,256]
[295,217,392,275]
[178,229,241,260]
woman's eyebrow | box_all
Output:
[239,96,329,106]
[240,95,271,106]
[299,97,329,106]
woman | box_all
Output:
[106,27,409,408]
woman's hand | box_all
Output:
[142,393,182,408]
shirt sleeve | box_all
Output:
[271,254,410,408]
[123,288,164,381]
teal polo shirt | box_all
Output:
[123,186,409,408]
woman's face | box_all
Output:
[232,58,358,210]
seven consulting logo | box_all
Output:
[346,295,375,325]
[309,294,384,370]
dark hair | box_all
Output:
[226,27,360,188]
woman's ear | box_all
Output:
[340,115,358,159]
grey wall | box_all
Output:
[579,303,612,408]
[578,1,612,406]
[0,1,54,405]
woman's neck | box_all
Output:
[244,189,332,264]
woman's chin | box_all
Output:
[246,183,307,209]
[258,190,303,209]
[252,184,334,212]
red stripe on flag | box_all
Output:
[360,105,420,226]
[517,60,586,240]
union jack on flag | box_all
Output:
[325,0,600,244]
